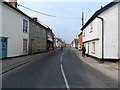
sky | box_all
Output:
[17,0,111,44]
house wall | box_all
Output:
[118,2,120,59]
[84,40,100,58]
[83,18,100,42]
[78,34,83,50]
[29,21,36,53]
[83,4,119,59]
[0,3,2,36]
[0,4,2,59]
[29,21,47,54]
[40,27,47,52]
[83,18,102,58]
[99,4,119,59]
[47,30,54,50]
[2,4,29,57]
[57,41,62,48]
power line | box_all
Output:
[46,2,74,17]
[18,4,56,17]
[18,4,81,20]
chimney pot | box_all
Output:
[8,0,17,8]
[33,17,38,21]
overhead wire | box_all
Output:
[18,4,81,20]
[18,4,56,17]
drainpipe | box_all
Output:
[46,31,48,52]
[97,16,104,60]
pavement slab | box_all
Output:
[71,48,119,81]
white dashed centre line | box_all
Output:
[61,64,70,89]
[60,56,62,62]
[60,53,70,90]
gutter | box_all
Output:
[97,16,104,60]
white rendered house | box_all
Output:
[0,2,29,58]
[81,1,120,60]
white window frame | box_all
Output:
[90,22,93,33]
[23,19,28,33]
[91,42,95,54]
[82,30,85,37]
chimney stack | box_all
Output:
[33,17,38,21]
[8,0,17,8]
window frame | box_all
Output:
[82,30,85,37]
[23,19,28,33]
[23,39,28,52]
[91,42,95,54]
[90,22,93,33]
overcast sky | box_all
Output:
[17,0,110,44]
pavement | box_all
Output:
[72,48,119,81]
[2,47,118,88]
[0,49,58,75]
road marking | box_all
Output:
[61,53,64,56]
[61,64,70,90]
[81,86,83,88]
[60,52,64,63]
[60,56,63,62]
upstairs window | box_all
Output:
[90,22,93,33]
[23,19,28,33]
[82,30,85,37]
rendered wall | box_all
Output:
[2,4,29,57]
[100,4,118,59]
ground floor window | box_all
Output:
[92,42,95,52]
[23,39,28,52]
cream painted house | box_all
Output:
[81,1,120,60]
[0,2,29,58]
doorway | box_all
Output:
[0,37,7,59]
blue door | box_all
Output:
[1,38,7,58]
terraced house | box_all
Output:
[0,1,53,59]
[29,17,47,54]
[0,2,30,59]
[81,1,120,60]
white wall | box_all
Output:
[83,18,102,58]
[83,4,119,59]
[2,4,29,57]
[0,3,2,36]
[83,18,100,42]
[99,4,118,59]
[118,2,120,59]
[57,41,62,47]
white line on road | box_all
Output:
[60,53,64,63]
[61,64,70,90]
[61,53,64,56]
[60,56,62,62]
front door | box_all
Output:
[1,37,7,58]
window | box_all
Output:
[90,22,93,33]
[92,42,95,52]
[82,30,85,37]
[23,19,28,33]
[23,39,27,52]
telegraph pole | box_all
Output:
[81,12,84,27]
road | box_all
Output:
[2,48,118,88]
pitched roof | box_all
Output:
[81,1,118,30]
[78,31,82,36]
[2,2,50,31]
